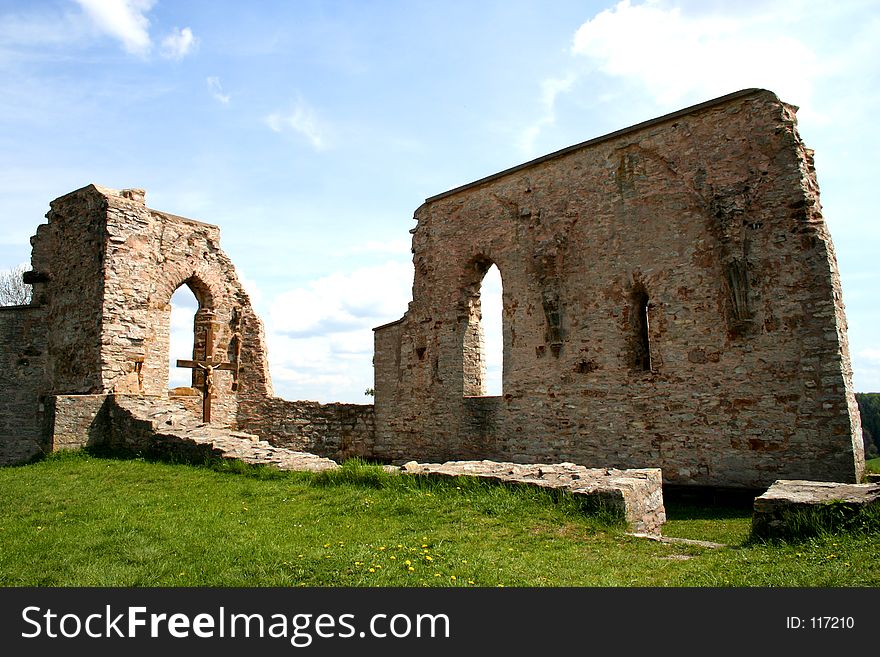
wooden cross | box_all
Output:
[176,321,235,423]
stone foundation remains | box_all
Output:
[752,479,880,539]
[401,460,665,535]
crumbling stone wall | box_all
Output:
[0,184,370,463]
[235,398,375,461]
[0,305,49,464]
[27,184,273,427]
[373,89,864,488]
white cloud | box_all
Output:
[570,0,816,107]
[264,260,413,402]
[168,284,199,388]
[854,349,880,393]
[75,0,154,56]
[343,238,411,257]
[269,260,411,337]
[265,98,330,151]
[859,348,880,364]
[74,0,196,60]
[206,76,230,104]
[161,27,196,60]
[520,74,576,154]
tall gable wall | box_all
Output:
[373,89,864,488]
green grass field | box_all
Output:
[1,451,878,587]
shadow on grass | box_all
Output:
[662,485,756,522]
[747,502,880,545]
[82,445,291,481]
[312,459,628,528]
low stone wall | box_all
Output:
[237,397,375,460]
[49,394,111,450]
[400,460,666,535]
[752,479,880,540]
[110,395,339,471]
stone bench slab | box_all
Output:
[400,460,666,535]
[752,479,880,540]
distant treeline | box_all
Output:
[856,392,880,459]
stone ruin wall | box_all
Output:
[0,184,374,464]
[0,89,864,487]
[235,398,375,461]
[0,305,49,463]
[373,89,864,489]
[22,184,272,426]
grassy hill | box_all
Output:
[1,451,878,587]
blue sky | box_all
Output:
[0,0,877,402]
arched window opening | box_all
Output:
[482,265,503,396]
[463,261,503,396]
[633,288,651,372]
[168,284,199,389]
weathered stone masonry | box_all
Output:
[0,89,864,491]
[0,184,374,463]
[373,89,864,488]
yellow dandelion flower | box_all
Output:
[407,567,415,572]
[390,555,396,560]
[434,573,441,577]
[421,544,428,548]
[450,576,457,581]
[425,555,433,561]
[468,580,475,585]
[379,546,386,551]
[323,543,331,548]
[369,568,375,573]
[404,560,411,566]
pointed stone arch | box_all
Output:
[461,254,504,397]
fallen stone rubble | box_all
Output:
[112,396,666,535]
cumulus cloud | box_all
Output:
[265,98,330,151]
[75,0,153,56]
[519,1,826,154]
[264,260,413,402]
[206,76,231,104]
[570,0,816,107]
[74,0,196,59]
[160,26,196,60]
[269,260,411,337]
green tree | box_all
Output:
[855,393,880,459]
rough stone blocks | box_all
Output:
[752,479,880,540]
[401,460,666,535]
